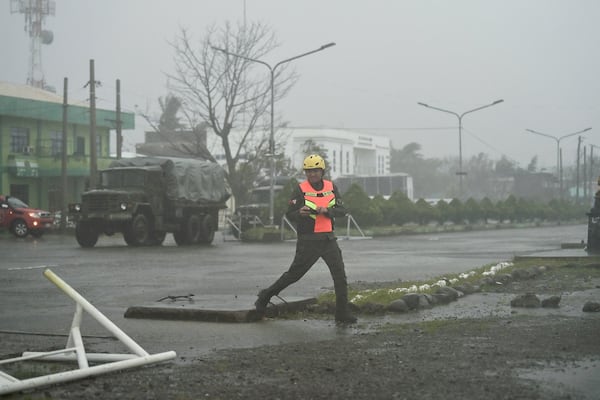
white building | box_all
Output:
[282,127,390,180]
[206,126,413,199]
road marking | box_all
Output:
[7,265,58,271]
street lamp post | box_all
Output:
[417,99,504,195]
[213,42,336,225]
[525,127,592,193]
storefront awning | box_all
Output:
[8,158,39,177]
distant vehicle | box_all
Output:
[0,195,54,238]
[69,157,231,248]
[230,176,295,238]
[231,184,285,237]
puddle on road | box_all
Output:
[518,359,600,400]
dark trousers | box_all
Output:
[263,238,350,315]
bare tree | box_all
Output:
[167,21,297,202]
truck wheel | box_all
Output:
[11,219,29,238]
[186,215,202,244]
[125,214,151,246]
[75,222,99,248]
[199,215,215,245]
[149,231,167,246]
[173,230,188,246]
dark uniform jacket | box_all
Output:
[285,179,348,240]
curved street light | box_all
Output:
[525,127,592,193]
[212,42,336,225]
[417,99,504,195]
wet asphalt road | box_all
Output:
[0,224,588,358]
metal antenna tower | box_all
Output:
[10,0,55,89]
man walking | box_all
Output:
[255,154,357,324]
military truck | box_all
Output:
[69,157,230,248]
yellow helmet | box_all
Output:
[303,154,326,170]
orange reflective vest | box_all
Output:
[300,180,336,233]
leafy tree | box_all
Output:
[414,198,437,225]
[463,197,482,224]
[388,191,415,225]
[495,155,517,177]
[158,94,183,133]
[434,199,450,225]
[527,156,538,172]
[390,143,445,198]
[371,194,394,226]
[515,197,534,222]
[342,184,382,227]
[448,198,465,224]
[479,197,497,223]
[464,153,496,199]
[497,195,518,222]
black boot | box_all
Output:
[254,289,272,317]
[335,288,357,324]
[335,311,357,324]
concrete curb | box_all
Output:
[124,296,317,323]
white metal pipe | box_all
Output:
[0,348,78,365]
[66,303,83,349]
[21,352,139,363]
[70,326,89,369]
[0,351,176,396]
[0,371,19,384]
[43,269,149,357]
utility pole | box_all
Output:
[583,146,588,200]
[116,79,122,159]
[60,77,68,231]
[576,136,582,202]
[88,59,97,188]
[560,149,564,197]
[591,144,600,201]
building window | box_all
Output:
[346,151,350,174]
[96,135,102,157]
[10,184,29,204]
[75,136,85,156]
[50,131,62,156]
[332,150,336,173]
[10,127,29,153]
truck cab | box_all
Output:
[231,184,286,237]
[0,195,54,238]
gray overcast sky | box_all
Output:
[2,0,599,170]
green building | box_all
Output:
[0,81,135,211]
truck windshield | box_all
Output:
[7,197,29,208]
[249,190,271,204]
[100,170,146,188]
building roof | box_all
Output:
[285,127,390,149]
[0,81,134,129]
[0,81,66,104]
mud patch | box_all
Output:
[518,359,600,400]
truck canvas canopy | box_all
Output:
[108,157,231,204]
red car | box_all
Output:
[0,195,54,238]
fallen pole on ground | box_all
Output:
[0,268,176,396]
